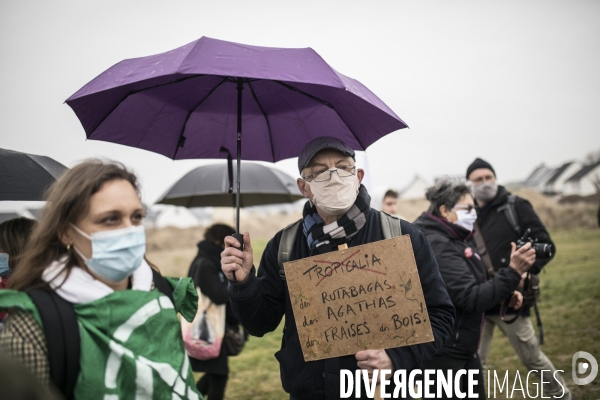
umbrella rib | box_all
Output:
[247,82,276,162]
[88,74,206,138]
[172,77,228,160]
[346,123,366,149]
[273,81,334,109]
[274,81,365,149]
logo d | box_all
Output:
[572,351,598,385]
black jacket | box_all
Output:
[413,212,522,359]
[476,186,555,315]
[228,208,455,400]
[188,240,239,375]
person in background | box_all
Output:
[381,189,398,215]
[0,217,37,287]
[413,177,534,399]
[221,136,455,399]
[188,223,241,400]
[466,158,570,400]
[0,217,37,324]
[0,160,201,400]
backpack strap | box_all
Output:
[28,288,80,400]
[379,210,402,239]
[151,268,175,305]
[277,219,302,281]
[498,195,521,234]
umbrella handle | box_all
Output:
[230,233,245,283]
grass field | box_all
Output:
[200,230,600,400]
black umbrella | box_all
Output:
[157,162,303,208]
[0,148,68,201]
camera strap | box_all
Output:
[499,273,530,324]
[533,302,544,345]
[472,221,496,277]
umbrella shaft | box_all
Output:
[236,79,243,234]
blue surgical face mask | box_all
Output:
[70,224,146,283]
[0,253,10,275]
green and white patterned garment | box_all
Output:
[0,276,202,400]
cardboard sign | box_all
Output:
[284,235,434,361]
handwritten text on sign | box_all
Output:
[283,235,434,361]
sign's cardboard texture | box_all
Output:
[284,235,434,361]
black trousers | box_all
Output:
[422,355,486,399]
[196,373,228,400]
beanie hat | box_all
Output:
[466,158,495,180]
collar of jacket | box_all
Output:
[420,212,474,241]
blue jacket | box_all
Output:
[228,208,455,400]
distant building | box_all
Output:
[543,161,583,195]
[0,213,19,224]
[154,206,202,229]
[20,208,44,220]
[188,207,213,226]
[563,161,600,196]
[399,175,430,200]
[522,164,551,191]
[142,208,161,229]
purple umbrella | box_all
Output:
[66,36,408,248]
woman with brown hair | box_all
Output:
[0,159,201,400]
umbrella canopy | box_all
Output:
[65,36,408,162]
[66,36,408,248]
[0,148,68,201]
[157,162,303,208]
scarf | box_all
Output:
[42,257,153,303]
[303,184,371,255]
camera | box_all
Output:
[516,228,554,259]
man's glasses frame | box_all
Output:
[302,166,356,182]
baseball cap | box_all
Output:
[298,136,356,173]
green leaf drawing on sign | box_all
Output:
[292,289,308,306]
[398,277,418,303]
[392,330,416,346]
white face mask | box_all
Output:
[306,171,359,216]
[454,209,478,232]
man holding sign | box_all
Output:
[221,137,455,399]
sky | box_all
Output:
[1,0,599,211]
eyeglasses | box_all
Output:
[452,204,476,213]
[302,166,356,182]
